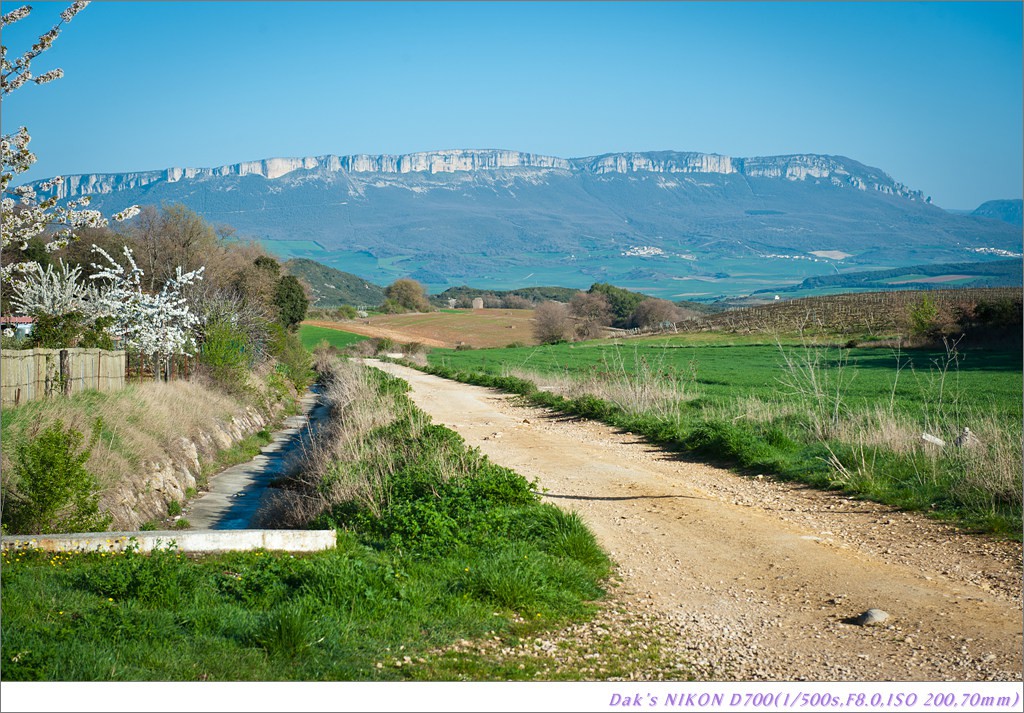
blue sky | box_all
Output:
[3,1,1021,208]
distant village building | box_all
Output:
[448,299,457,309]
[471,298,484,310]
[0,316,35,340]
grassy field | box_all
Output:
[428,339,1022,423]
[423,336,1023,535]
[0,530,615,681]
[298,324,368,350]
[0,362,625,681]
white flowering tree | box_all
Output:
[90,246,204,368]
[1,2,139,285]
[8,259,102,317]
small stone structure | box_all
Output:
[471,297,484,310]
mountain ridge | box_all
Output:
[28,148,926,203]
[18,149,1020,299]
[971,199,1023,227]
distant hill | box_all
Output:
[971,199,1023,227]
[678,287,1021,336]
[430,283,718,316]
[283,258,386,307]
[751,259,1022,298]
[24,148,1022,299]
[431,285,582,307]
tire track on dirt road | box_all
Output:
[370,360,1022,682]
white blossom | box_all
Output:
[90,245,204,356]
[1,6,33,27]
[60,2,90,24]
[9,259,105,317]
[112,205,141,222]
[0,4,139,285]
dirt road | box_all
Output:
[371,361,1023,682]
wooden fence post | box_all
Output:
[44,353,54,398]
[60,349,71,396]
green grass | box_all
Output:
[1,365,616,681]
[0,530,616,680]
[198,428,275,486]
[0,538,591,680]
[422,336,1023,535]
[427,338,1022,424]
[297,324,367,351]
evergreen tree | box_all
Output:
[274,275,308,329]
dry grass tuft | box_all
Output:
[257,357,409,527]
[503,346,696,422]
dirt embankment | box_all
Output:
[370,361,1023,682]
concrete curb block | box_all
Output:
[1,529,337,554]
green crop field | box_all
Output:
[428,339,1022,422]
[298,324,368,351]
[425,336,1023,534]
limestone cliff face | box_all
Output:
[575,151,738,176]
[33,149,926,202]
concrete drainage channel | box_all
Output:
[1,386,337,555]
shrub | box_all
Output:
[29,312,117,350]
[2,419,112,534]
[267,322,314,390]
[502,294,532,309]
[199,317,252,394]
[630,298,683,329]
[1,331,27,349]
[78,315,117,350]
[569,292,613,340]
[384,278,432,313]
[589,283,648,327]
[379,298,406,314]
[274,275,309,329]
[533,301,571,344]
[908,294,955,339]
[28,312,85,349]
[959,297,1023,342]
[374,337,394,354]
[400,341,426,357]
